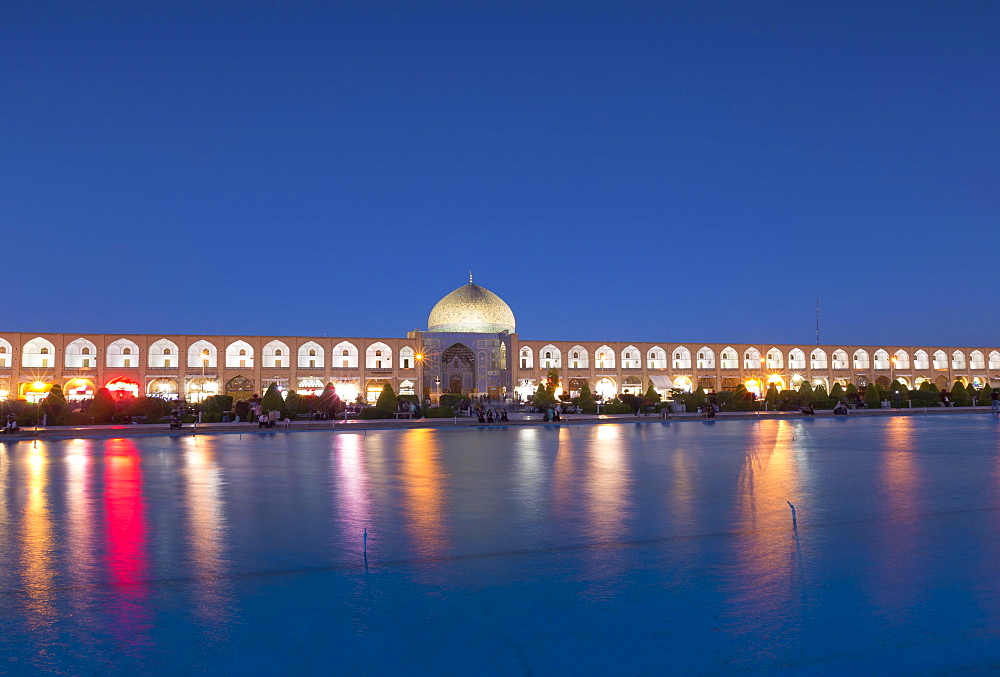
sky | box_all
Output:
[3,1,998,347]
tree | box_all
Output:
[41,384,70,425]
[813,384,829,400]
[644,382,661,403]
[888,379,908,401]
[845,383,859,404]
[90,387,116,424]
[797,380,814,402]
[829,382,845,401]
[261,383,285,414]
[316,383,337,415]
[283,390,307,414]
[864,383,882,408]
[765,384,779,408]
[950,381,972,406]
[578,381,596,414]
[533,381,556,407]
[978,383,993,406]
[375,383,397,413]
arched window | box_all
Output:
[893,350,910,370]
[22,337,56,368]
[107,338,140,368]
[365,342,392,369]
[873,350,890,370]
[720,348,738,370]
[620,346,639,369]
[225,341,254,369]
[298,341,325,368]
[970,351,985,370]
[595,346,615,369]
[263,340,290,368]
[952,350,966,370]
[569,345,588,369]
[932,351,947,370]
[149,338,180,368]
[810,349,828,369]
[853,350,870,370]
[647,346,667,370]
[696,347,714,369]
[743,348,761,370]
[913,350,929,370]
[672,346,691,370]
[66,338,98,368]
[766,349,783,369]
[788,349,805,370]
[832,350,849,370]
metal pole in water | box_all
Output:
[787,501,798,530]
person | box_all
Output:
[4,413,19,433]
[282,416,291,428]
[268,410,279,428]
[258,413,268,428]
[500,408,508,422]
[992,389,1000,413]
[833,400,848,415]
[940,389,950,407]
[169,414,182,430]
[800,403,815,415]
[486,409,494,423]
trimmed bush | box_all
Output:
[829,383,845,401]
[41,384,70,425]
[439,394,470,410]
[90,387,117,424]
[951,381,972,406]
[261,383,285,415]
[375,383,397,413]
[359,406,393,420]
[578,382,597,414]
[978,384,993,406]
[424,406,455,418]
[864,384,882,408]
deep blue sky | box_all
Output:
[4,2,998,346]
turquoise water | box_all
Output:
[2,416,1000,674]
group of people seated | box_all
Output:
[3,414,19,434]
[833,401,849,415]
[476,407,509,423]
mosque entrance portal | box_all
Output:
[441,343,475,395]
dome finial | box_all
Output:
[469,270,473,283]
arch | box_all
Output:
[106,338,140,368]
[519,346,534,369]
[618,346,638,369]
[874,375,891,388]
[811,376,830,392]
[672,346,691,370]
[647,346,667,370]
[569,345,589,369]
[893,349,910,370]
[743,347,761,370]
[970,350,985,370]
[672,375,693,392]
[66,338,99,368]
[332,341,358,368]
[873,349,890,370]
[621,375,643,395]
[226,341,255,369]
[765,348,783,369]
[399,346,415,369]
[893,376,911,390]
[788,348,806,370]
[541,344,562,369]
[914,376,931,388]
[932,350,948,370]
[0,337,9,369]
[831,349,849,370]
[187,340,218,369]
[719,347,738,370]
[952,350,967,370]
[696,347,715,370]
[298,341,325,368]
[262,340,290,368]
[766,375,786,391]
[225,375,254,401]
[810,349,828,370]
[594,377,617,399]
[64,377,95,401]
[398,379,415,395]
[22,337,56,369]
[744,378,763,398]
[990,351,1000,370]
[365,342,392,369]
[913,350,930,370]
[146,338,179,368]
[595,346,615,369]
[296,377,326,395]
[186,377,218,403]
[21,379,53,403]
[365,378,392,403]
[106,377,140,398]
[146,377,179,399]
[853,349,870,370]
[934,374,950,388]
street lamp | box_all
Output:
[890,355,898,407]
[760,355,767,408]
[415,351,424,407]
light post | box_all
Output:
[415,350,424,408]
[890,355,898,407]
[760,356,767,410]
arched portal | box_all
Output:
[226,376,255,401]
[106,378,140,399]
[595,377,617,399]
[441,343,475,395]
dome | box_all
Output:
[428,281,516,334]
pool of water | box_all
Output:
[3,416,1000,674]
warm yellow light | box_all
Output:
[891,356,897,363]
[416,353,424,361]
[32,381,46,390]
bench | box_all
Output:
[393,412,413,419]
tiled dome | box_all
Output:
[428,282,515,334]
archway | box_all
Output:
[147,378,179,399]
[187,378,218,403]
[106,378,140,399]
[766,375,786,391]
[621,376,642,395]
[441,343,475,396]
[366,379,391,403]
[225,376,255,402]
[568,378,588,398]
[595,377,617,399]
[65,378,95,401]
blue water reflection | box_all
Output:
[3,417,1000,674]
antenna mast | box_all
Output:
[815,298,820,345]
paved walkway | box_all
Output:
[2,405,996,440]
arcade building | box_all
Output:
[1,279,999,406]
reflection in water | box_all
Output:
[21,442,56,630]
[182,437,229,630]
[399,429,447,561]
[726,420,803,658]
[65,439,100,637]
[873,416,921,620]
[585,425,628,541]
[334,433,371,550]
[104,438,152,651]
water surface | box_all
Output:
[3,416,1000,674]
